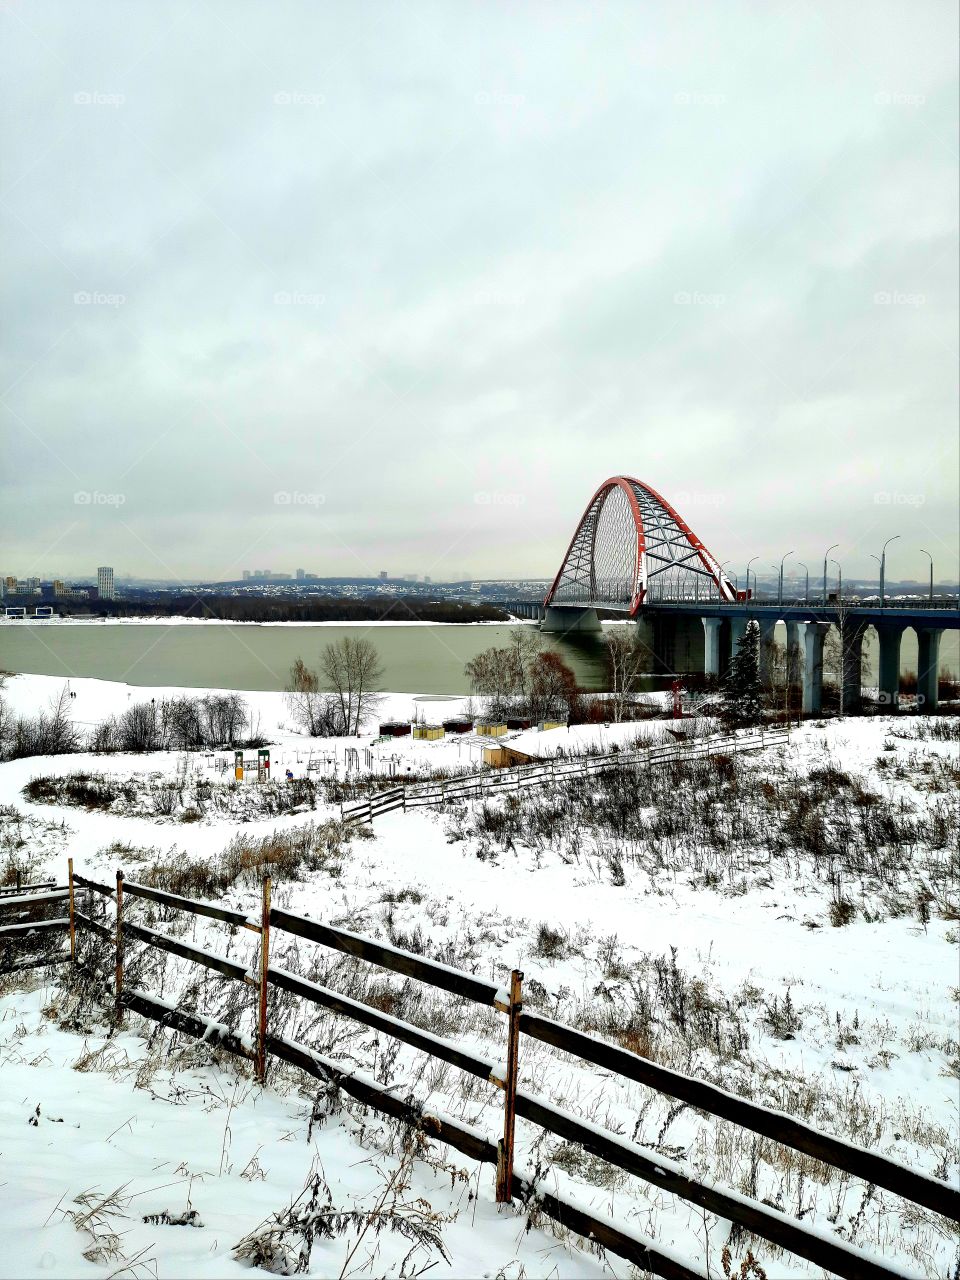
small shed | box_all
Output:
[442,717,474,734]
[412,724,444,741]
[539,720,567,732]
[379,722,411,737]
[506,716,532,731]
[482,744,536,768]
[476,722,508,738]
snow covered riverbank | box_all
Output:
[0,673,956,1277]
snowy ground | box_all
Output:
[0,675,957,1279]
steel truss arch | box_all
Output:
[544,476,736,613]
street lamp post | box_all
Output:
[831,559,842,602]
[878,535,900,609]
[746,556,758,602]
[777,551,794,608]
[919,548,933,604]
[823,544,839,607]
[797,562,809,605]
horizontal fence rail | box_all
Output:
[18,866,954,1280]
[121,985,704,1280]
[342,729,789,823]
[0,889,70,913]
[0,879,57,898]
[121,880,254,929]
[521,1014,957,1220]
[0,916,70,940]
[270,907,503,1007]
[0,879,74,974]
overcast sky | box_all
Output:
[2,1,957,586]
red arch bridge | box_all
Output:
[505,476,959,716]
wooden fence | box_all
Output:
[4,860,951,1280]
[0,866,73,975]
[341,728,790,824]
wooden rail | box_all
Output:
[121,879,252,929]
[270,907,502,1007]
[0,889,70,914]
[0,917,70,940]
[342,729,789,823]
[45,869,958,1278]
[0,879,56,897]
[121,985,707,1280]
[520,1013,957,1220]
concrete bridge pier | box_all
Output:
[916,627,943,712]
[797,621,830,715]
[702,617,723,677]
[758,618,778,689]
[876,622,905,710]
[541,606,602,634]
[729,616,748,658]
[785,621,801,703]
[841,622,869,713]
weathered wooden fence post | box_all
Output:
[496,968,523,1203]
[67,857,76,964]
[115,870,124,1015]
[256,876,271,1084]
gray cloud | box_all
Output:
[2,0,957,584]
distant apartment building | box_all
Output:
[242,570,251,580]
[3,576,16,595]
[97,566,115,600]
[296,568,305,580]
[379,571,388,579]
[53,581,89,600]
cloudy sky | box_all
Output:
[2,1,957,586]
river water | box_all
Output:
[1,622,955,694]
[0,623,613,693]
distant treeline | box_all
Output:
[36,596,511,624]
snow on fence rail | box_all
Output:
[9,860,950,1280]
[0,873,72,972]
[340,728,790,824]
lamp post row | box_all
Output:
[715,537,931,607]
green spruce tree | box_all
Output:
[723,619,764,725]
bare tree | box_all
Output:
[285,658,341,736]
[506,625,541,703]
[605,627,648,721]
[528,651,579,723]
[464,643,531,721]
[320,637,384,735]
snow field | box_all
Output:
[0,674,957,1277]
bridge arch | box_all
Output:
[544,476,736,614]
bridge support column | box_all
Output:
[702,617,722,677]
[876,623,905,711]
[797,622,829,715]
[541,606,602,634]
[785,621,801,709]
[632,616,657,671]
[729,616,748,657]
[758,619,778,690]
[841,622,868,714]
[916,628,942,713]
